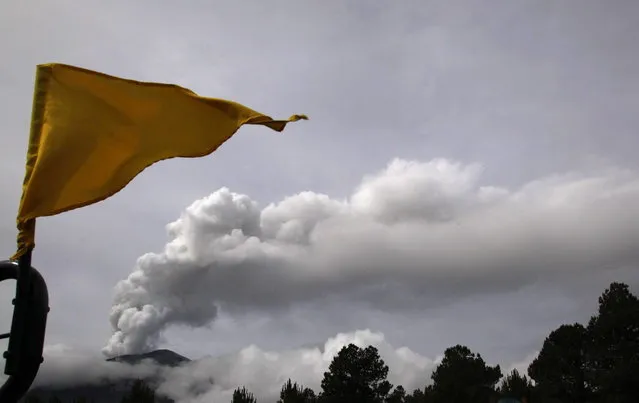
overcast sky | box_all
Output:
[1,0,639,401]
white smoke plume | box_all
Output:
[104,158,639,356]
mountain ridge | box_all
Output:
[23,349,189,403]
[106,348,191,367]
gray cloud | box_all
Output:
[1,0,638,385]
[160,329,436,403]
[28,330,440,403]
[32,345,161,389]
[104,158,639,356]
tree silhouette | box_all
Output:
[527,323,589,402]
[232,386,257,403]
[120,379,155,403]
[386,385,406,403]
[319,344,392,403]
[430,344,502,403]
[404,388,425,403]
[278,378,317,403]
[499,369,533,401]
[585,282,639,402]
[17,281,639,403]
[404,385,434,403]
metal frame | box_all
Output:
[0,257,49,402]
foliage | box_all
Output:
[499,369,533,400]
[119,379,156,403]
[585,282,639,402]
[232,386,257,403]
[386,385,406,403]
[24,281,639,403]
[527,323,588,402]
[430,344,502,403]
[319,343,392,403]
[404,388,426,403]
[278,379,317,403]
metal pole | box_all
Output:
[5,248,34,375]
[0,252,49,403]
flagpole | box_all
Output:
[6,239,35,374]
[0,239,49,402]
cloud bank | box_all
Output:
[104,158,639,356]
[40,330,438,403]
[35,344,161,388]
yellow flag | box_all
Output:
[13,63,307,259]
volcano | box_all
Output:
[22,349,190,403]
[106,349,190,367]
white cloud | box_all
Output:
[104,158,639,356]
[1,2,638,398]
[34,344,162,388]
[161,329,436,402]
[38,330,439,403]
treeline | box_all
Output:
[27,282,639,403]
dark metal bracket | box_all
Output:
[0,258,50,403]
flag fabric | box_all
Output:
[13,63,307,260]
